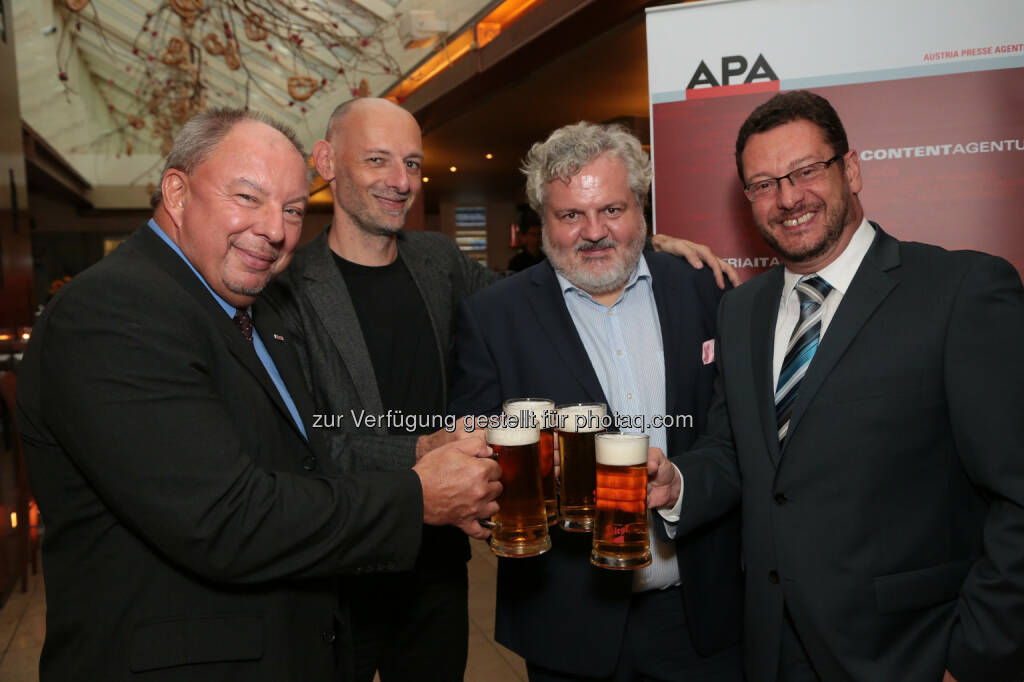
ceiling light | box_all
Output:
[485,153,494,159]
[422,177,430,183]
[449,166,457,172]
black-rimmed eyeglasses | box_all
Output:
[743,155,842,202]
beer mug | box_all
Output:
[555,402,607,532]
[591,433,651,569]
[503,398,557,526]
[484,423,551,558]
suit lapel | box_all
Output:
[398,238,450,406]
[781,226,900,448]
[752,268,785,467]
[526,263,607,403]
[301,232,386,418]
[647,255,680,415]
[134,226,309,441]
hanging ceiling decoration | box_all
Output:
[51,0,407,158]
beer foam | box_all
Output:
[487,425,540,447]
[504,399,555,427]
[595,434,648,465]
[556,404,607,433]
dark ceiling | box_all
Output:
[417,15,650,211]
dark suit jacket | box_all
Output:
[16,226,424,681]
[674,226,1024,682]
[449,253,743,677]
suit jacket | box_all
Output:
[261,229,499,477]
[16,226,424,681]
[674,226,1024,682]
[449,253,743,677]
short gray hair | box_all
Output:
[522,122,652,216]
[150,108,307,208]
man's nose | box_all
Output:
[776,177,805,209]
[580,211,610,242]
[385,160,411,193]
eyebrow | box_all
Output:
[747,155,820,180]
[364,148,424,161]
[233,177,308,207]
[234,177,267,195]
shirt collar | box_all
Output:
[555,255,650,304]
[148,218,243,318]
[782,217,875,299]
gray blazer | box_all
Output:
[260,228,499,474]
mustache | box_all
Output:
[575,238,616,253]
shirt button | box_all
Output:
[321,630,337,644]
[617,349,623,356]
[774,493,788,505]
[626,393,633,400]
[768,570,780,584]
[302,455,318,471]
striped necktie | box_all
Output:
[775,275,832,443]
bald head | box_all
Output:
[313,97,424,243]
[325,97,420,143]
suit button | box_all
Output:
[774,493,788,505]
[302,455,317,471]
[321,630,336,644]
[768,570,779,584]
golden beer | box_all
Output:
[485,424,551,558]
[555,403,607,532]
[592,433,651,569]
[503,399,557,526]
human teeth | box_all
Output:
[783,212,814,227]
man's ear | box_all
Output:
[312,139,335,182]
[161,169,189,226]
[844,149,863,195]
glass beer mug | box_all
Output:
[483,422,551,558]
[554,402,607,532]
[503,398,557,526]
[591,433,651,569]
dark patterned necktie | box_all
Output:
[233,308,253,343]
[775,275,832,443]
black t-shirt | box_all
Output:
[334,252,466,566]
[333,253,444,433]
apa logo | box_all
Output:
[686,54,778,90]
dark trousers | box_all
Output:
[345,563,469,682]
[527,586,742,682]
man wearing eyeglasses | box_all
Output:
[650,90,1024,682]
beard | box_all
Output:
[543,223,647,296]
[759,190,851,265]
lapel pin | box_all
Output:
[273,334,286,342]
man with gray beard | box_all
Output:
[448,122,743,681]
[262,100,738,681]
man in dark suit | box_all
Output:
[15,108,501,681]
[651,91,1024,682]
[448,122,743,681]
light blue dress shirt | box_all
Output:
[556,257,679,591]
[147,219,307,438]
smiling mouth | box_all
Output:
[375,195,407,212]
[782,211,815,228]
[235,246,277,270]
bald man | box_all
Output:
[261,98,492,681]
